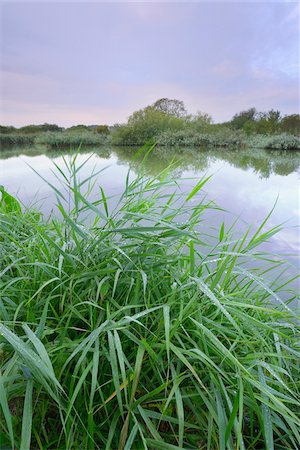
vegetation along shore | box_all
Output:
[1,98,300,150]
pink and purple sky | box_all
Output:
[1,1,299,127]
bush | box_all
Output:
[157,128,246,148]
[66,125,91,133]
[0,125,17,134]
[280,114,300,135]
[112,106,187,146]
[17,124,63,134]
[96,124,110,134]
[249,133,300,150]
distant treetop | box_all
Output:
[152,98,187,118]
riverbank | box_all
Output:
[0,158,299,449]
[1,130,300,151]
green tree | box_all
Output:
[280,114,300,135]
[230,108,257,130]
[243,120,258,135]
[113,104,186,145]
[39,123,63,132]
[152,98,187,118]
[256,110,281,134]
[0,125,17,134]
[187,111,213,130]
[67,125,91,132]
[96,125,109,134]
[17,124,63,134]
[17,125,42,134]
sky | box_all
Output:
[1,1,299,127]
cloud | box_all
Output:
[1,1,299,126]
[0,99,130,127]
[211,61,244,78]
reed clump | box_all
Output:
[156,129,245,148]
[35,131,112,148]
[0,153,299,450]
[0,131,111,149]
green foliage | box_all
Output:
[0,101,299,151]
[35,131,112,148]
[0,126,17,134]
[0,125,63,146]
[230,108,257,130]
[255,110,282,135]
[96,124,110,134]
[38,123,63,132]
[230,109,298,137]
[66,124,91,133]
[242,120,258,136]
[157,128,245,148]
[0,186,22,214]
[113,106,186,145]
[280,114,300,135]
[0,154,299,449]
[186,111,213,130]
[0,134,36,146]
[112,99,214,146]
[17,125,43,134]
[249,133,300,150]
[18,124,63,134]
[152,98,187,118]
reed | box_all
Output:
[35,131,112,147]
[0,150,299,449]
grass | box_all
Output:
[156,130,300,150]
[156,129,245,149]
[35,131,111,148]
[0,133,36,146]
[1,129,300,152]
[0,148,299,449]
[248,134,300,151]
[0,131,111,149]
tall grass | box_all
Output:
[0,133,36,147]
[156,129,245,148]
[0,131,111,149]
[1,129,299,151]
[0,150,299,449]
[35,131,112,148]
[248,134,300,151]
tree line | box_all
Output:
[0,98,299,145]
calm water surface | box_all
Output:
[1,145,299,270]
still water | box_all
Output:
[1,145,299,267]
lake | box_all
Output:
[1,145,299,271]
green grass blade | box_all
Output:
[20,379,33,450]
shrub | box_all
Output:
[157,128,245,148]
[280,114,300,135]
[17,124,63,134]
[249,133,300,150]
[96,124,110,134]
[112,105,187,146]
[0,125,17,134]
[66,124,91,132]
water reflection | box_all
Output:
[1,145,299,179]
[0,144,299,268]
[114,146,300,179]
